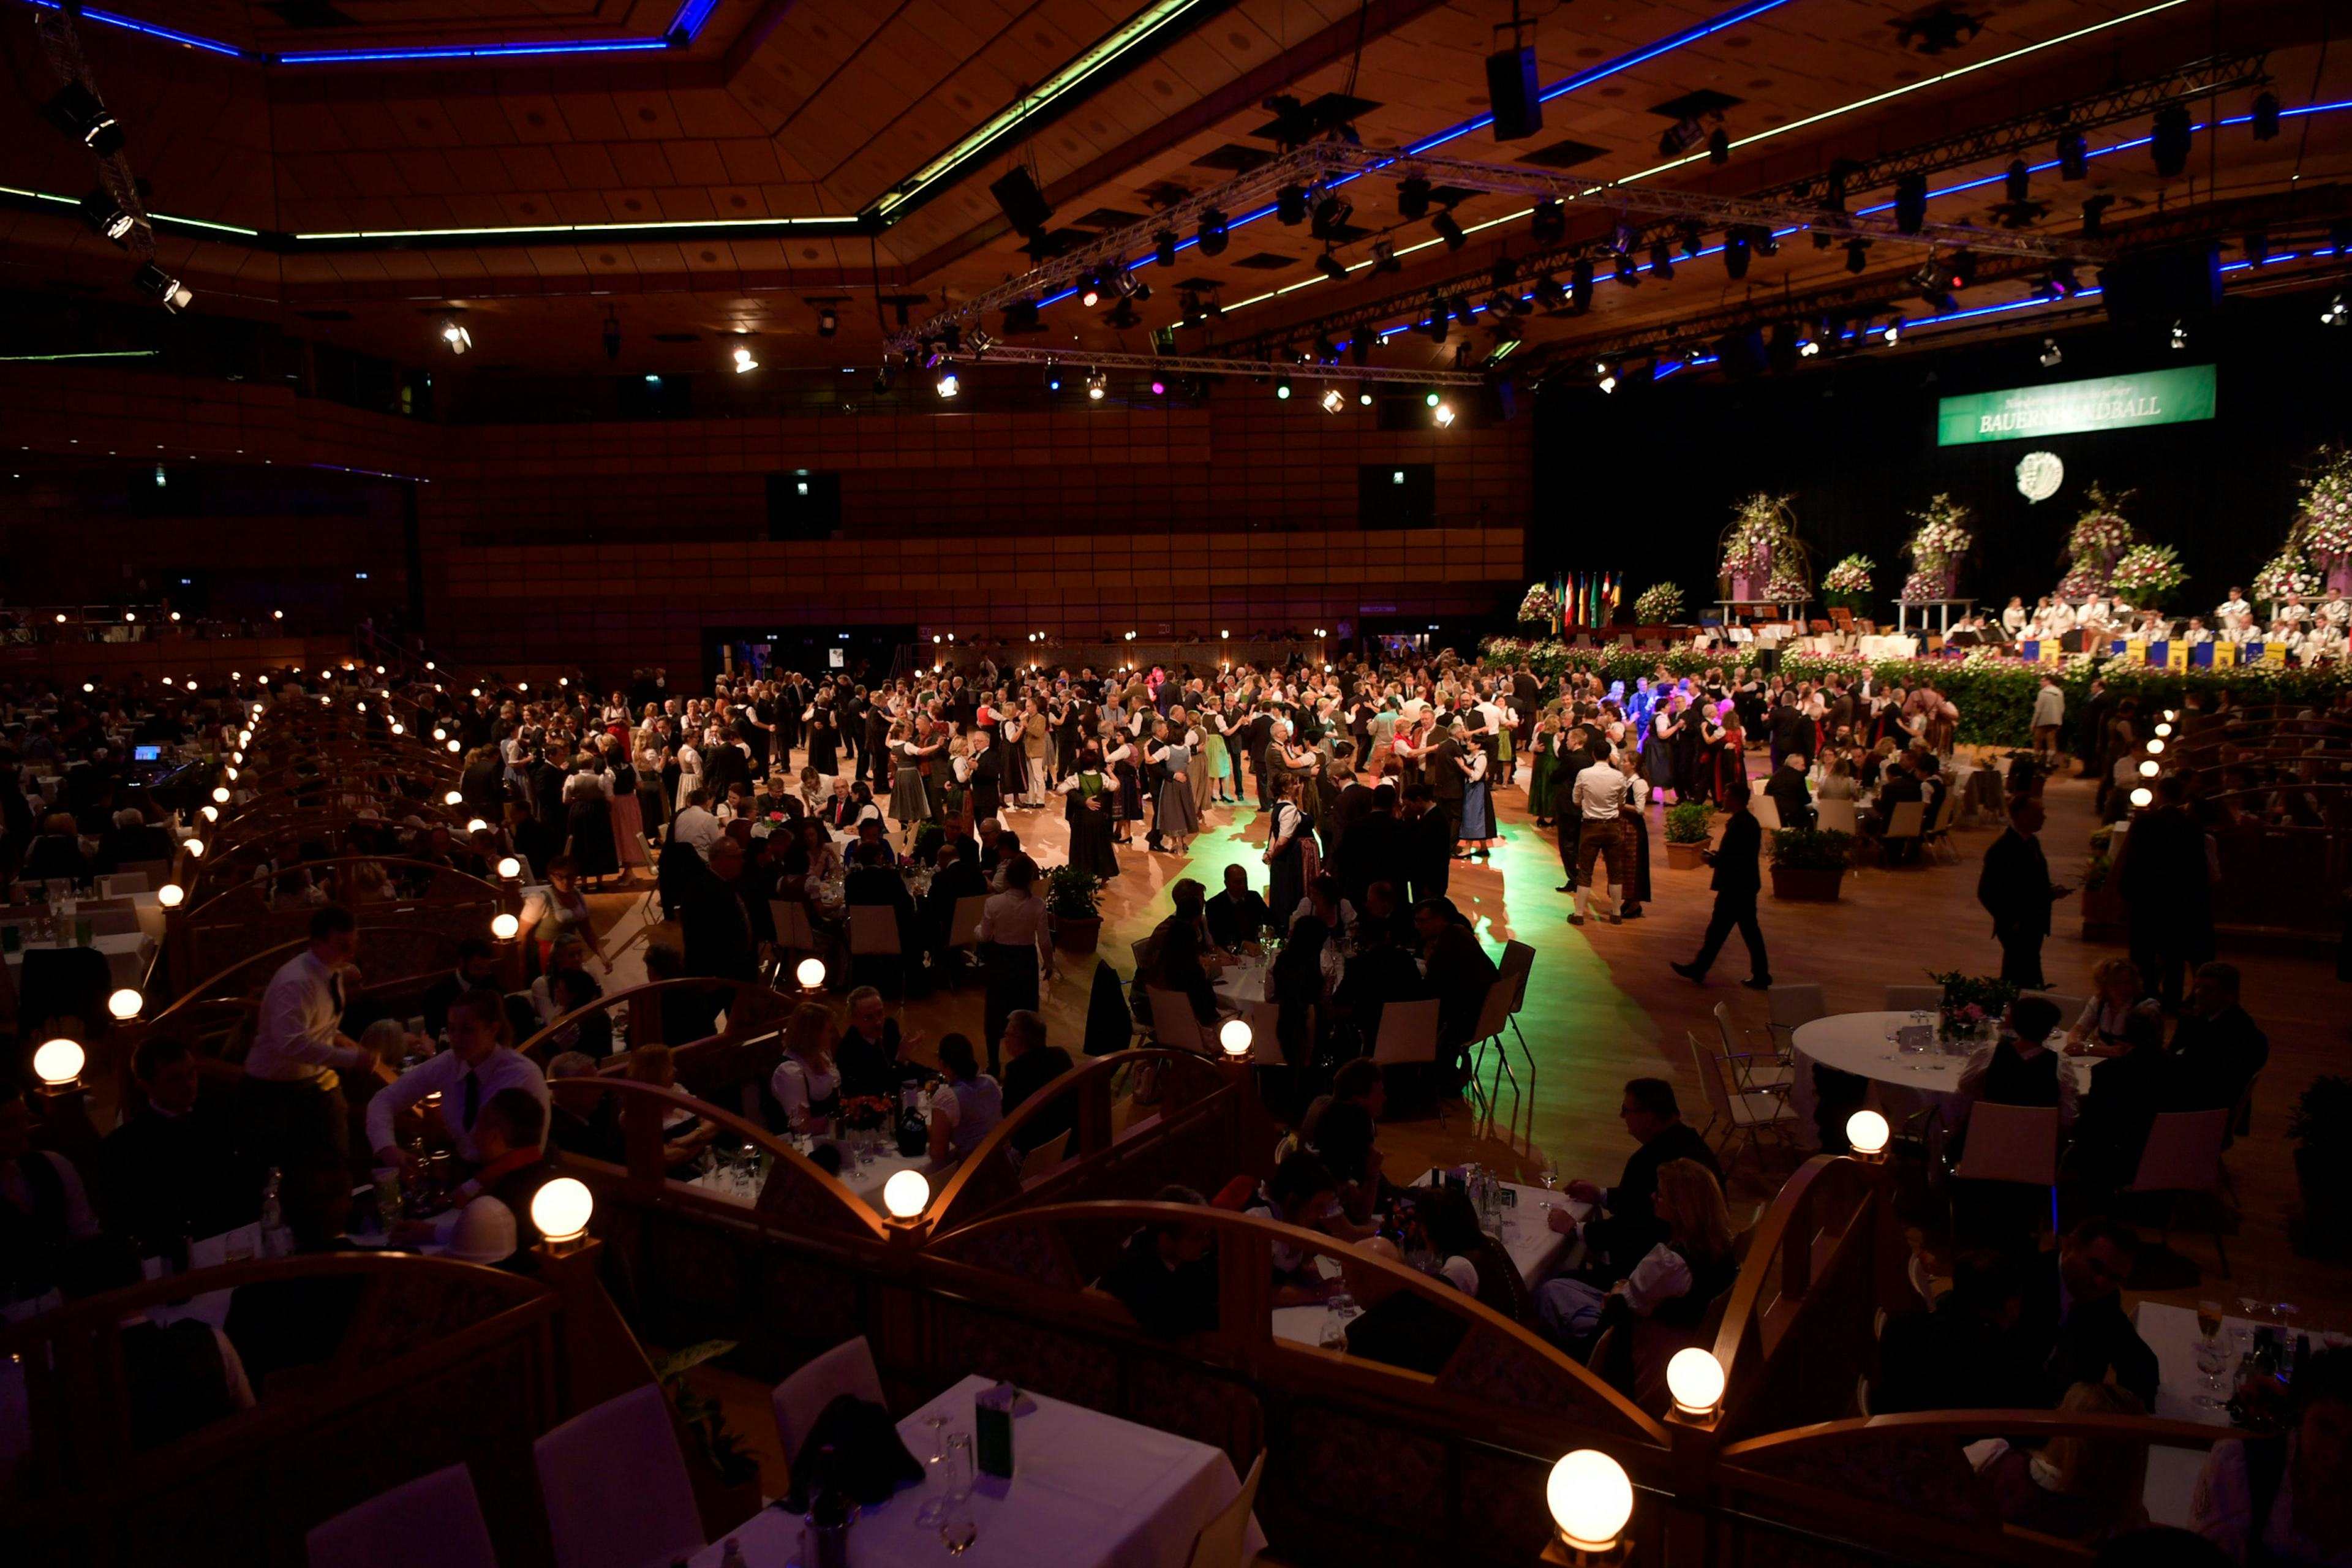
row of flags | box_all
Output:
[1549,571,1622,632]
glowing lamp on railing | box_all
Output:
[157,883,185,908]
[2130,786,2154,809]
[1665,1347,1725,1419]
[883,1170,930,1220]
[2146,738,2165,755]
[497,857,522,880]
[200,805,217,823]
[432,727,447,741]
[107,988,143,1021]
[2138,760,2160,778]
[34,1038,86,1088]
[796,957,827,991]
[1545,1450,1633,1559]
[531,1177,594,1248]
[224,767,238,782]
[1845,1109,1890,1163]
[1218,1017,1253,1059]
[447,739,461,753]
[211,786,230,804]
[466,818,488,834]
[445,790,464,806]
[183,839,205,858]
[231,750,243,764]
[390,723,404,735]
[2154,722,2173,738]
[491,913,521,941]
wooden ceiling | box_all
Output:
[1,0,2345,385]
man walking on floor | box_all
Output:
[1671,785,1770,990]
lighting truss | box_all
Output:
[935,344,1491,387]
[29,5,153,258]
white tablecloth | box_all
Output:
[689,1144,938,1215]
[688,1374,1259,1568]
[2,929,155,989]
[129,891,167,944]
[1858,635,1920,660]
[1788,1012,2097,1149]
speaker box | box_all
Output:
[989,167,1054,237]
[1486,46,1543,141]
[2097,242,2221,323]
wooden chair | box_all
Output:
[1883,984,1944,1012]
[1240,999,1287,1066]
[943,892,990,983]
[306,1462,497,1568]
[1749,793,1782,832]
[769,899,821,959]
[1372,997,1444,1126]
[846,903,907,1000]
[1684,1031,1796,1170]
[1815,797,1859,837]
[1876,799,1926,862]
[533,1384,704,1568]
[2123,1109,2234,1276]
[771,1336,886,1474]
[1712,1000,1792,1095]
[1184,1450,1265,1568]
[1019,1128,1074,1180]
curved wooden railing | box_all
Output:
[168,856,508,997]
[190,812,491,900]
[519,977,796,1104]
[927,1050,1271,1235]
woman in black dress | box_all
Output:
[1059,753,1121,882]
[1672,695,1709,805]
[1265,775,1314,927]
[802,695,839,778]
[561,771,620,886]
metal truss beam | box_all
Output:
[944,344,1490,386]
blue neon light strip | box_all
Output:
[19,0,716,64]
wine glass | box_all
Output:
[2195,1299,2228,1408]
[913,1415,952,1526]
[944,1431,975,1501]
[1536,1163,1558,1192]
[940,1507,978,1555]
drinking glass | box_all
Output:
[914,1415,952,1526]
[943,1431,975,1501]
[940,1507,978,1555]
[1536,1163,1558,1191]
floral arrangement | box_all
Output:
[1928,970,2021,1042]
[837,1094,897,1132]
[1717,494,1789,579]
[1822,555,1875,595]
[2253,546,2314,606]
[1634,582,1687,625]
[2297,447,2352,558]
[1517,581,1561,625]
[2109,543,2185,607]
[1900,495,1973,601]
[2053,484,2136,600]
[2081,823,2115,893]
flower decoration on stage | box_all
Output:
[2055,483,2136,598]
[2253,546,2313,606]
[1899,495,1973,602]
[1517,581,1561,625]
[1633,582,1686,626]
[2109,543,2185,607]
[1821,556,1875,595]
[1716,493,1794,579]
[2294,446,2352,558]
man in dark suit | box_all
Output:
[678,834,758,981]
[527,746,567,829]
[1552,727,1597,893]
[2169,961,2269,1117]
[1338,783,1406,910]
[1243,706,1276,809]
[1673,785,1770,989]
[2117,772,2212,1012]
[1401,783,1453,903]
[1767,693,1813,772]
[1976,795,2069,989]
[97,808,175,873]
[1875,1249,2041,1414]
[701,729,753,802]
[1543,1076,1724,1273]
[1204,863,1273,952]
[968,731,1003,826]
[2012,1218,2159,1407]
[1762,752,1814,830]
[921,840,990,964]
[420,937,502,1039]
[998,1010,1076,1153]
[100,1037,259,1254]
[1420,728,1465,852]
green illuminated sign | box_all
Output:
[1936,365,2216,445]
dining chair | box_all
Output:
[1464,976,1519,1144]
[1240,1000,1287,1066]
[1147,987,1211,1055]
[1765,983,1826,1060]
[1882,984,1944,1013]
[944,892,991,982]
[1815,797,1859,837]
[93,872,150,897]
[846,904,906,1000]
[1684,1031,1797,1171]
[533,1384,704,1568]
[1372,997,1446,1128]
[2123,1109,2234,1276]
[1712,1001,1792,1095]
[1920,791,1962,863]
[1497,938,1539,1125]
[1749,793,1782,832]
[772,1336,886,1475]
[1019,1128,1074,1180]
[769,899,821,959]
[1877,799,1926,861]
[1945,1102,2060,1238]
[118,858,173,891]
[307,1462,497,1568]
[1185,1451,1266,1568]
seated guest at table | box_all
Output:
[422,937,502,1039]
[1973,1381,2150,1545]
[1311,1097,1387,1234]
[448,1088,558,1253]
[1300,1057,1386,1150]
[927,1033,1003,1162]
[843,838,920,962]
[1546,1078,1723,1274]
[920,840,988,965]
[768,1001,842,1135]
[1248,1152,1352,1306]
[223,1153,364,1393]
[836,986,915,1101]
[2066,959,2160,1056]
[540,965,612,1057]
[56,1236,253,1449]
[998,1009,1075,1154]
[528,934,598,1028]
[2,1079,102,1311]
[1817,754,1860,802]
[1205,863,1274,954]
[2068,1008,2177,1196]
[1874,1249,2040,1413]
[1414,897,1498,1078]
[2015,1218,2158,1407]
[2168,961,2269,1118]
[1291,873,1356,943]
[1417,1182,1490,1299]
[679,834,760,982]
[366,989,551,1175]
[2193,1346,2352,1565]
[543,1051,622,1163]
[23,812,89,886]
[1763,750,1814,829]
[1144,919,1223,1034]
[1956,995,2078,1131]
[641,941,722,1045]
[1354,879,1406,949]
[1535,1158,1736,1355]
[622,1044,721,1172]
[97,805,173,873]
[1096,1183,1219,1339]
[100,1037,258,1254]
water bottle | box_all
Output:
[258,1166,288,1258]
[717,1539,747,1568]
[804,1445,853,1568]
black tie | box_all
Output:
[462,1070,481,1131]
[327,971,344,1012]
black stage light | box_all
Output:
[1532,274,1567,311]
[1431,210,1464,249]
[1197,208,1229,255]
[1530,199,1565,244]
[1003,298,1040,333]
[2251,91,2280,143]
[943,323,962,353]
[132,261,192,313]
[2005,159,2030,203]
[1707,127,1730,165]
[45,84,123,156]
[1569,256,1594,311]
[2081,193,2114,239]
[1893,173,1928,234]
[79,189,134,244]
[1447,293,1474,327]
[1276,184,1307,225]
[1370,240,1401,276]
[1680,221,1703,260]
[2057,129,2089,179]
[1310,192,1352,239]
[1613,251,1640,287]
[2151,105,2192,177]
[1397,176,1431,219]
[1154,230,1178,266]
[1723,231,1751,280]
[1844,238,1869,274]
[1315,251,1349,282]
[1947,251,1977,288]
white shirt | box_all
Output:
[364,1045,549,1164]
[246,949,372,1083]
[2217,597,2250,623]
[930,1075,1003,1156]
[2032,686,2065,727]
[1619,1241,1694,1317]
[1573,761,1630,822]
[978,888,1050,949]
[768,1056,840,1125]
[671,804,723,862]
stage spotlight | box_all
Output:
[2252,91,2281,141]
[2323,295,2348,327]
[1423,311,1448,342]
[1424,391,1441,407]
[1080,269,1103,308]
[2040,338,2063,368]
[1679,221,1703,260]
[1314,251,1349,283]
[2057,128,2089,179]
[1722,232,1750,281]
[1447,293,1474,327]
[1275,377,1292,400]
[733,344,759,374]
[1358,390,1373,405]
[1893,173,1928,234]
[1085,368,1107,401]
[1432,401,1456,428]
[1797,334,1820,358]
[2171,320,2188,350]
[79,190,135,244]
[2005,159,2031,204]
[1946,251,1978,289]
[1597,364,1618,394]
[1531,200,1565,244]
[1613,251,1640,287]
[1197,208,1229,255]
[1310,192,1352,239]
[132,263,194,314]
[2151,105,2192,176]
[45,84,123,154]
[1319,386,1345,413]
[1569,257,1594,311]
[934,369,960,398]
[1276,184,1307,225]
[1844,238,1869,274]
[1153,230,1178,266]
[1369,240,1401,276]
[2081,193,2115,239]
[1532,274,1568,311]
[438,316,472,354]
[1397,176,1431,219]
[1431,211,1465,250]
[1649,241,1673,281]
[1707,127,1730,164]
[1882,319,1902,345]
[1044,363,1063,392]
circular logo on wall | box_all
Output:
[2015,450,2065,503]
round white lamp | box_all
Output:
[1545,1450,1634,1558]
[2138,760,2160,778]
[157,883,185,908]
[232,750,243,764]
[183,838,205,858]
[390,723,404,735]
[432,728,447,741]
[445,789,464,806]
[107,987,143,1021]
[2129,786,2154,809]
[2146,738,2165,755]
[2154,721,2173,737]
[1665,1347,1726,1419]
[1845,1109,1891,1163]
[796,956,827,991]
[446,739,461,753]
[211,786,230,803]
[1218,1017,1253,1058]
[883,1169,930,1220]
[491,912,521,940]
[200,805,218,823]
[466,818,488,834]
[497,856,522,879]
[531,1177,594,1247]
[34,1038,86,1088]
[224,767,238,781]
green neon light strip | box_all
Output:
[875,0,1209,221]
[293,214,860,241]
[1,183,264,238]
[0,350,162,361]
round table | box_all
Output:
[1787,1010,2096,1149]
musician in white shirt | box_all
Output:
[2215,588,2251,625]
[2043,600,2078,636]
[2180,616,2214,644]
[2000,597,2029,636]
[2280,592,2312,625]
[2320,587,2351,628]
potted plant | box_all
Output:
[656,1340,763,1534]
[2290,1076,2352,1261]
[1046,864,1105,954]
[1664,801,1714,871]
[1768,826,1853,901]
